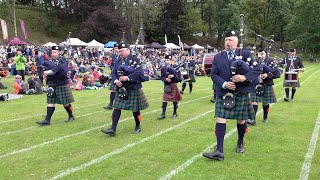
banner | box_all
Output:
[19,19,28,39]
[0,19,8,41]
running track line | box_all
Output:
[299,111,320,180]
[0,95,211,159]
[160,69,320,179]
[48,110,214,180]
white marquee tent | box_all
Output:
[87,39,104,50]
[42,42,57,47]
[61,38,88,46]
[192,44,205,49]
[164,43,180,49]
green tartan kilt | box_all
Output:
[113,88,149,111]
[250,84,277,103]
[109,83,117,91]
[215,93,255,120]
[47,84,75,105]
[283,79,300,88]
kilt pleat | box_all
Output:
[250,84,277,103]
[215,93,254,120]
[47,84,75,105]
[109,83,117,91]
[113,89,149,111]
[163,83,182,102]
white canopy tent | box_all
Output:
[42,42,57,47]
[61,38,88,46]
[87,39,104,50]
[164,43,180,49]
[192,44,205,49]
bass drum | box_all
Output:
[202,53,217,76]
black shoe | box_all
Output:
[203,150,224,161]
[171,114,178,119]
[263,117,268,123]
[236,143,245,153]
[131,127,141,134]
[158,114,166,120]
[291,97,294,101]
[36,120,50,126]
[210,99,216,103]
[247,119,256,126]
[284,97,290,102]
[0,85,7,89]
[103,104,113,110]
[101,128,116,136]
[180,91,184,94]
[65,116,75,123]
[189,91,192,94]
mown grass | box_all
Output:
[0,62,319,179]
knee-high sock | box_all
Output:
[45,107,55,122]
[237,122,247,146]
[285,88,290,98]
[189,83,193,92]
[216,123,226,153]
[111,109,121,131]
[173,102,178,114]
[252,105,258,119]
[109,91,115,105]
[181,83,186,92]
[263,104,269,119]
[162,102,167,115]
[291,88,296,98]
[133,111,141,129]
[64,104,73,118]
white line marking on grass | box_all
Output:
[49,110,214,180]
[0,126,37,136]
[160,69,320,179]
[299,111,320,180]
[0,95,210,159]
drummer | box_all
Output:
[180,55,196,94]
[281,48,304,102]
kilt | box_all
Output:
[283,79,300,88]
[163,83,182,102]
[109,83,117,91]
[113,88,149,111]
[215,93,255,120]
[250,84,277,103]
[47,83,75,105]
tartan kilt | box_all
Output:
[113,88,149,111]
[47,84,75,105]
[163,83,182,102]
[250,84,277,103]
[215,93,255,120]
[283,79,300,88]
[109,83,117,91]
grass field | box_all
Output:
[0,62,320,179]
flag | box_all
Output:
[0,19,8,41]
[178,35,183,51]
[164,34,167,44]
[20,19,28,39]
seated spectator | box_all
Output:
[0,77,8,89]
[27,72,43,94]
[13,75,28,94]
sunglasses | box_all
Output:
[16,77,21,79]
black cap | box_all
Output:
[118,42,129,49]
[225,29,237,37]
[289,48,296,52]
[52,46,61,51]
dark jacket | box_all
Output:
[259,57,281,86]
[161,66,180,85]
[44,57,69,86]
[281,55,304,72]
[211,49,261,97]
[111,53,147,90]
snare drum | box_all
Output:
[284,72,298,83]
[181,71,190,81]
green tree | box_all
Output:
[286,0,320,53]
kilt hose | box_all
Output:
[250,84,277,103]
[215,93,255,120]
[283,79,300,88]
[109,83,117,91]
[163,83,182,102]
[113,88,149,111]
[47,83,75,105]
